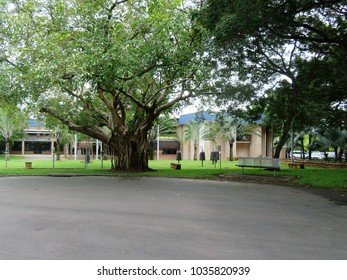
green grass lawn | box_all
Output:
[0,156,346,190]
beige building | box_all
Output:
[177,112,273,161]
[10,119,56,155]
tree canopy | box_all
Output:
[201,0,347,157]
[1,0,211,170]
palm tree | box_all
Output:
[309,128,347,161]
[213,114,257,161]
[184,121,208,160]
[204,122,219,151]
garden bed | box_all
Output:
[283,159,347,168]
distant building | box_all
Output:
[7,120,55,155]
[4,114,274,159]
[177,112,273,160]
[152,139,180,160]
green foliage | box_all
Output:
[2,0,211,170]
[202,0,347,51]
[184,121,207,144]
[148,115,178,160]
[210,113,257,160]
[200,0,347,158]
[0,103,27,160]
[309,128,347,161]
[0,104,27,143]
[214,113,255,143]
[149,115,178,140]
[184,121,208,160]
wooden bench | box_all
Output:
[170,163,181,170]
[236,157,281,174]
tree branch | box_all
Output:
[0,57,23,71]
[115,62,160,81]
[157,81,195,112]
[117,87,147,110]
[40,107,109,143]
[109,0,128,13]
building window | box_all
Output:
[236,135,251,142]
[12,141,22,152]
[25,142,51,154]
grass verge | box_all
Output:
[0,156,346,190]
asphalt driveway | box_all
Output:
[0,176,346,259]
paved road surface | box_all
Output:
[0,176,346,259]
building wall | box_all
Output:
[178,123,273,161]
[249,126,262,158]
[235,143,250,158]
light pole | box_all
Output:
[157,125,160,160]
[291,121,294,163]
[74,132,77,160]
[54,128,62,161]
[96,139,99,160]
[52,147,55,168]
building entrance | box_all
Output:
[25,142,51,154]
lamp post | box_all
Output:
[52,147,55,168]
[55,128,62,161]
[96,139,99,160]
[101,142,104,169]
[157,125,160,160]
[74,132,77,160]
[291,121,294,163]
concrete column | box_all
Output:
[74,133,77,160]
[51,141,55,155]
[96,139,99,160]
[22,140,25,155]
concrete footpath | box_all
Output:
[0,176,346,260]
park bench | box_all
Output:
[236,157,281,174]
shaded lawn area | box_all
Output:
[0,156,346,190]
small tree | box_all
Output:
[309,128,347,161]
[0,111,12,161]
[0,106,27,160]
[184,121,208,160]
[53,126,78,160]
[214,114,257,161]
[60,129,75,159]
[204,121,219,151]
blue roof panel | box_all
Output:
[178,112,215,125]
[27,119,46,128]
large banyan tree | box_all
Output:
[1,0,211,171]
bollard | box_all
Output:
[199,151,205,167]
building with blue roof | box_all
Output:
[177,112,273,160]
[3,113,273,160]
[6,119,55,155]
